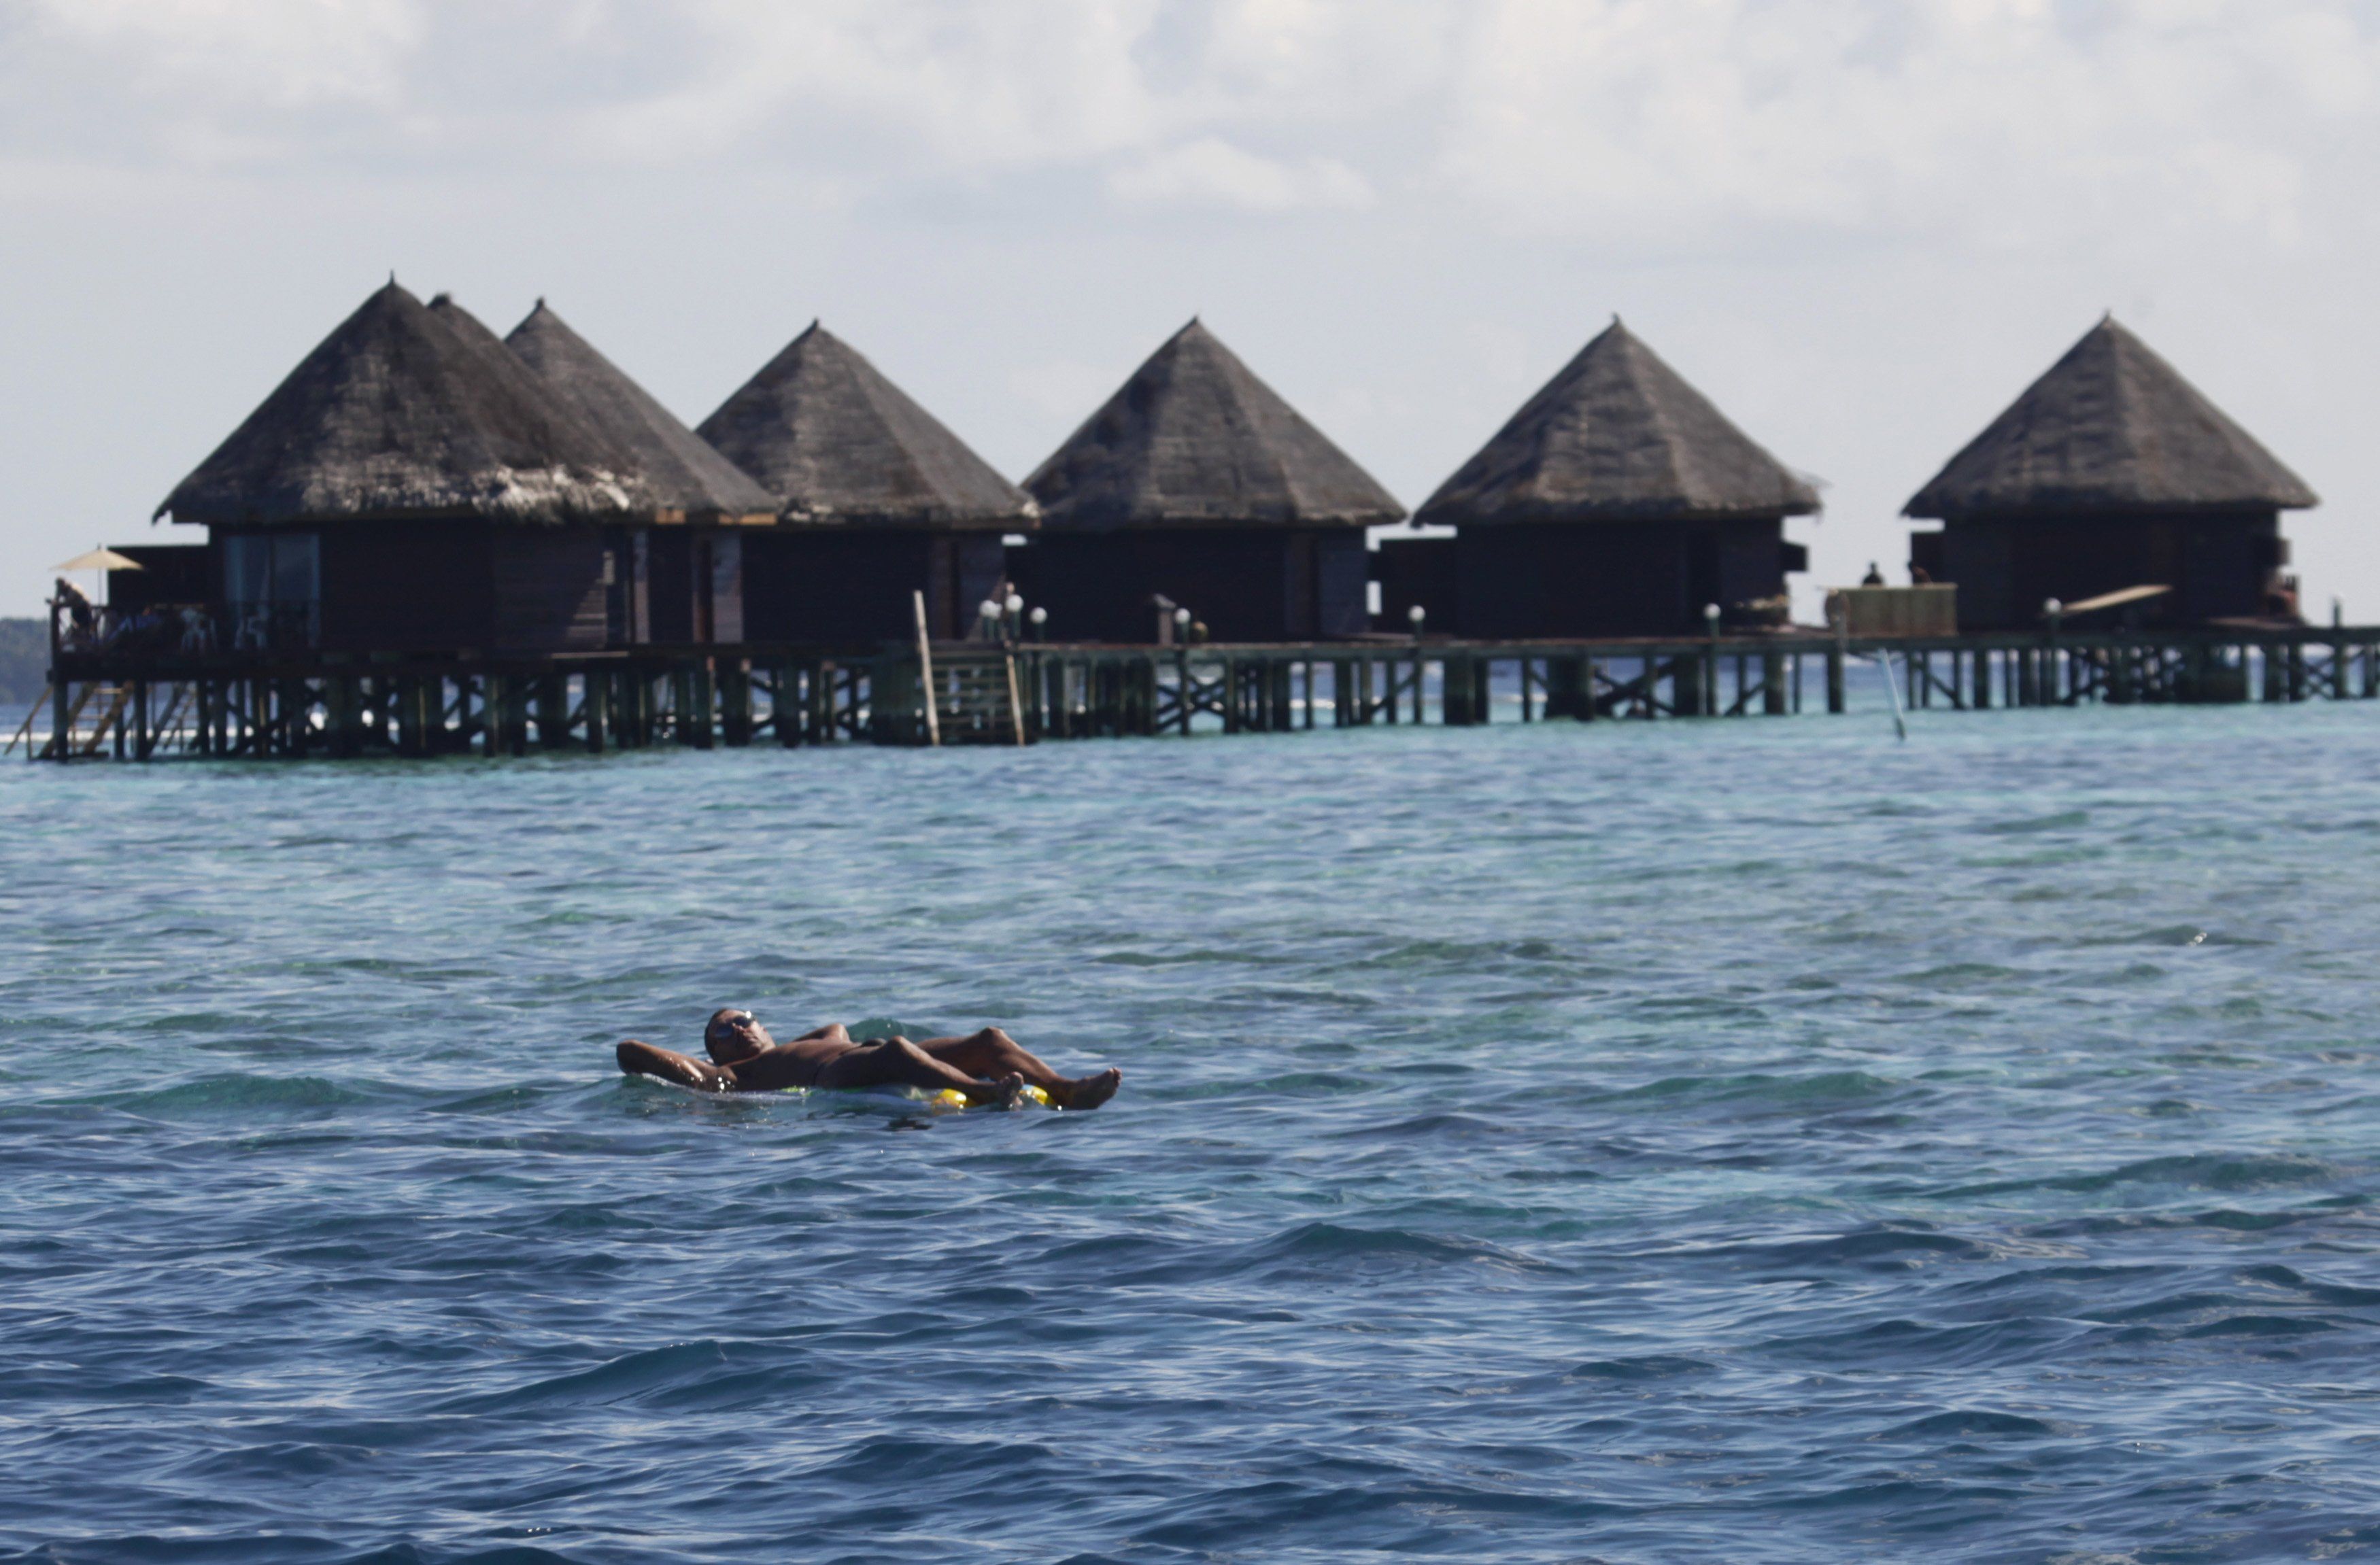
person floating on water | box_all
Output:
[617,1010,1123,1109]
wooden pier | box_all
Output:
[20,623,2380,761]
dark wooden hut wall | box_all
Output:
[308,525,490,653]
[1455,519,1788,638]
[1015,529,1367,643]
[1937,510,2283,630]
[107,545,214,613]
[741,530,1004,644]
[492,529,609,651]
[1373,537,1457,631]
[208,523,636,654]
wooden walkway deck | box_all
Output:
[22,624,2380,761]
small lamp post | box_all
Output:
[1174,606,1192,645]
[1004,592,1024,641]
[1029,605,1048,644]
[1407,603,1426,640]
[979,598,1003,642]
[1701,604,1722,716]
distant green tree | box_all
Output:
[0,619,50,704]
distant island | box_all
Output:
[0,619,47,703]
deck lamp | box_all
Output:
[1703,603,1721,630]
[1408,604,1426,636]
[1029,605,1048,643]
[1174,606,1192,630]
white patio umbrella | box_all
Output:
[49,547,142,610]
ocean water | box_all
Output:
[5,703,2380,1563]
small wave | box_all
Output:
[1328,1110,1523,1142]
[1565,1354,1714,1381]
[439,1339,730,1413]
[1949,1151,2340,1199]
[1897,963,2026,985]
[2181,1313,2343,1339]
[802,1436,1059,1486]
[1240,1220,1562,1274]
[106,1074,388,1117]
[2234,1262,2380,1306]
[1599,1070,1903,1109]
[1715,1222,1992,1272]
[1981,809,2090,834]
[1876,1409,2054,1440]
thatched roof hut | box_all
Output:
[1025,320,1404,531]
[1905,316,2317,520]
[156,281,651,527]
[696,323,1033,530]
[504,301,777,524]
[1415,319,1818,527]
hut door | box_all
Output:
[619,531,651,644]
[709,532,743,644]
[1686,531,1720,627]
[1285,533,1316,639]
[926,536,956,640]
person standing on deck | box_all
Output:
[617,1010,1123,1108]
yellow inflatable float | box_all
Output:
[923,1084,1052,1111]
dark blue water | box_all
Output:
[6,704,2380,1563]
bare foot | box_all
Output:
[971,1072,1027,1108]
[1060,1067,1121,1110]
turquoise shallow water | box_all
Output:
[5,704,2380,1562]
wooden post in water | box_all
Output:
[719,660,751,747]
[910,591,940,748]
[1763,650,1786,715]
[530,674,563,749]
[585,671,609,754]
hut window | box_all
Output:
[222,531,320,649]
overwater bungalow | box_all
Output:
[151,281,658,653]
[1017,320,1404,643]
[1410,320,1817,638]
[1904,316,2317,630]
[696,324,1035,644]
[503,300,778,644]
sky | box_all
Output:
[4,0,2377,620]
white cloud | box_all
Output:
[1433,0,2380,248]
[24,0,423,109]
[10,0,2379,250]
[1108,136,1370,211]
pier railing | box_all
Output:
[20,623,2380,761]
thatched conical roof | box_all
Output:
[504,301,778,523]
[695,323,1033,530]
[156,282,651,526]
[1414,320,1818,528]
[1905,316,2317,519]
[1025,320,1404,532]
